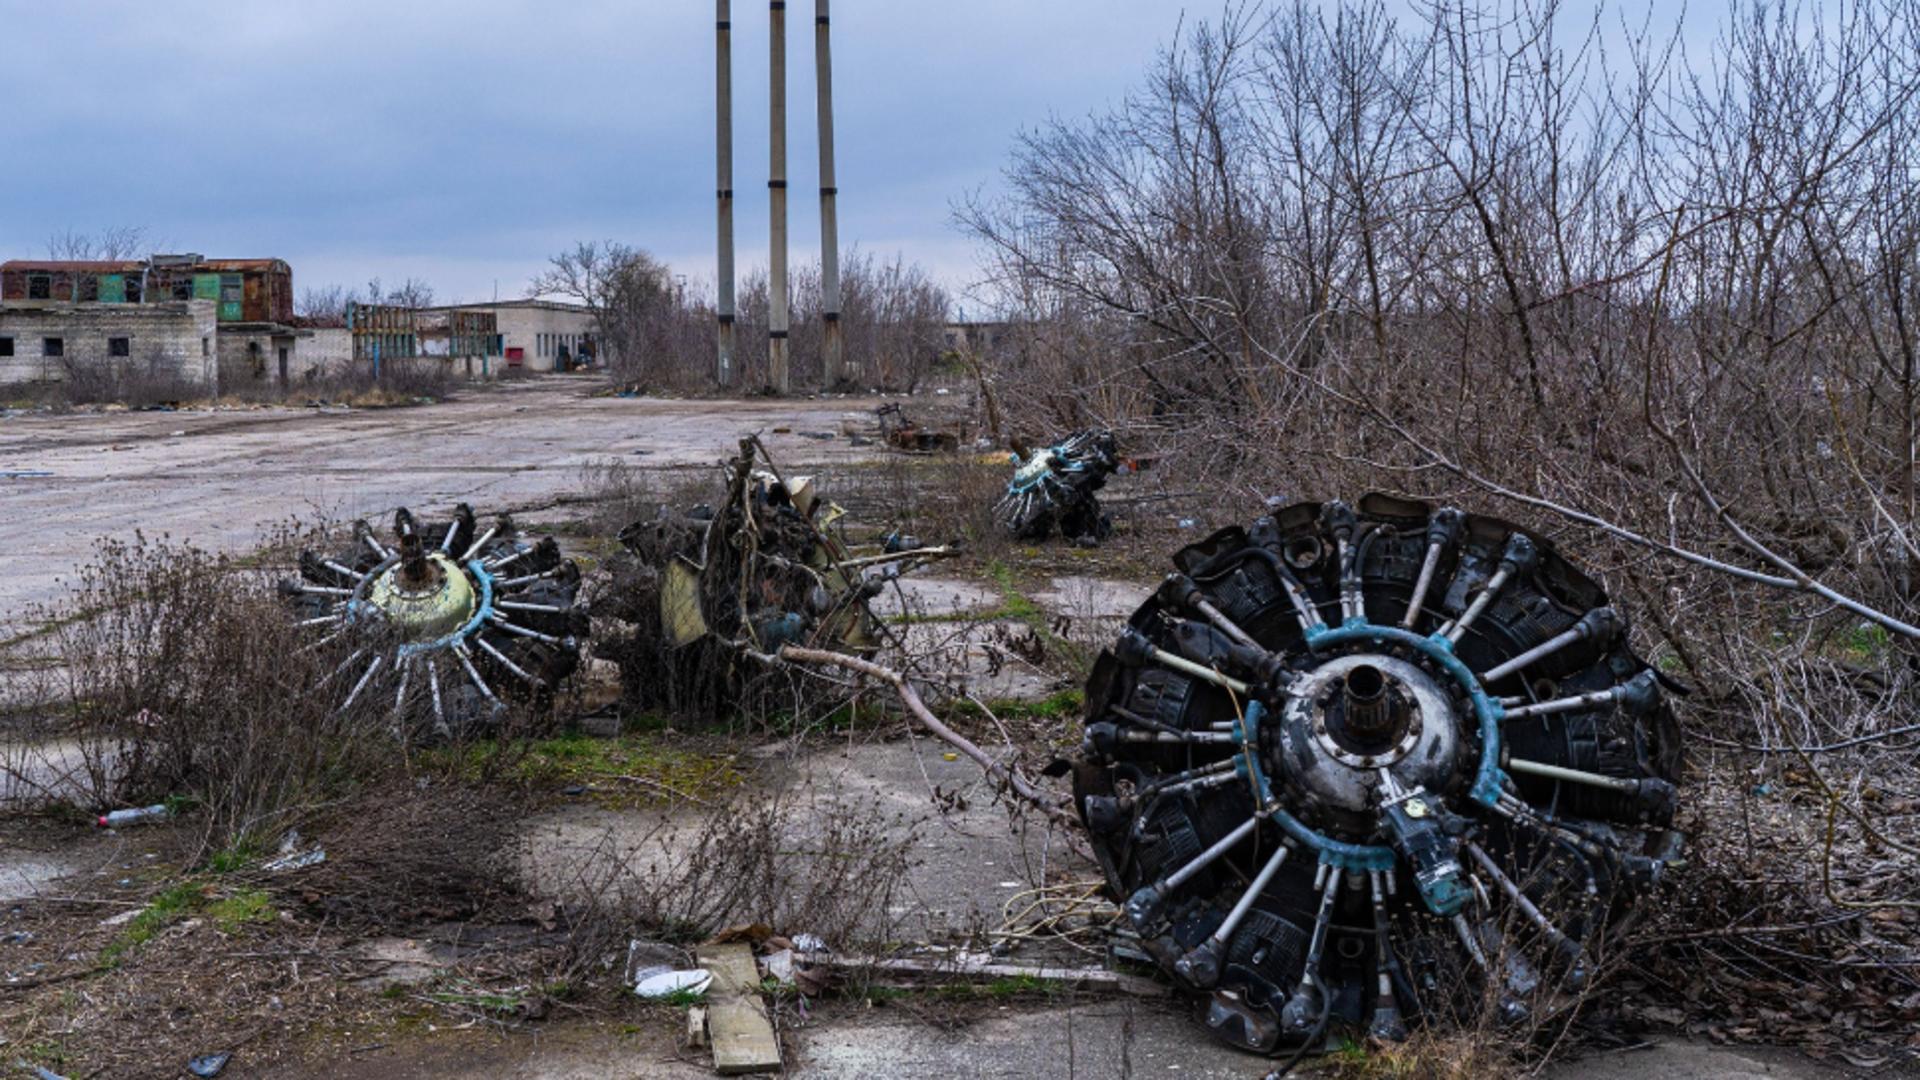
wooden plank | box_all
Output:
[695,943,781,1075]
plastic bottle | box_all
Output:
[96,804,169,828]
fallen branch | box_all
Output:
[801,950,1167,998]
[775,645,1076,825]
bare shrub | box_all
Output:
[58,349,204,408]
[530,794,918,985]
[262,356,459,406]
[0,533,400,859]
[290,782,526,928]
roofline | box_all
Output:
[0,258,289,272]
[425,299,596,313]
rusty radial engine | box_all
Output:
[282,505,586,735]
[595,439,908,716]
[1075,495,1684,1054]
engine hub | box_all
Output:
[363,552,476,642]
[1273,653,1464,820]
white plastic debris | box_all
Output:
[96,805,168,829]
[634,968,712,999]
[262,849,325,872]
[761,949,795,988]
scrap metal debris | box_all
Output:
[598,437,952,716]
[1073,495,1685,1055]
[995,428,1121,542]
[874,402,960,453]
[282,505,586,736]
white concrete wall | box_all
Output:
[0,300,218,392]
[490,306,597,373]
[303,328,353,378]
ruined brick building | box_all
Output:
[0,254,303,391]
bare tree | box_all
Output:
[296,285,354,323]
[532,242,702,386]
[46,226,149,261]
[383,277,436,309]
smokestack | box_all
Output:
[815,0,844,387]
[767,0,791,393]
[715,1,736,384]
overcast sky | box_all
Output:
[0,1,1186,306]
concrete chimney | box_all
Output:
[768,0,791,393]
[815,0,844,386]
[715,0,736,384]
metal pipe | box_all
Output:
[1505,757,1640,794]
[1143,645,1252,697]
[340,654,384,712]
[1177,841,1292,987]
[1280,864,1342,1034]
[1402,507,1464,629]
[815,0,843,385]
[1443,534,1536,644]
[1367,869,1408,1040]
[1116,729,1237,745]
[1463,841,1584,976]
[715,0,737,384]
[487,613,568,645]
[1479,607,1619,684]
[1500,670,1657,720]
[1123,812,1265,929]
[1211,843,1291,951]
[475,634,537,684]
[452,642,498,703]
[323,559,364,582]
[1135,759,1239,794]
[497,599,570,615]
[1450,913,1490,971]
[316,648,367,688]
[356,522,390,561]
[1402,541,1444,629]
[460,524,500,563]
[392,658,413,714]
[767,0,791,393]
[427,658,446,732]
[495,566,570,589]
[483,545,536,572]
[1160,573,1261,650]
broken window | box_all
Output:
[27,275,50,300]
[220,274,244,321]
[43,337,63,358]
[173,277,193,301]
[0,337,13,357]
[109,337,131,358]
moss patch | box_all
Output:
[439,730,744,806]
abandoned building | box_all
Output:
[425,299,599,373]
[1,255,305,390]
[0,298,219,391]
[346,303,503,376]
[941,319,1013,356]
